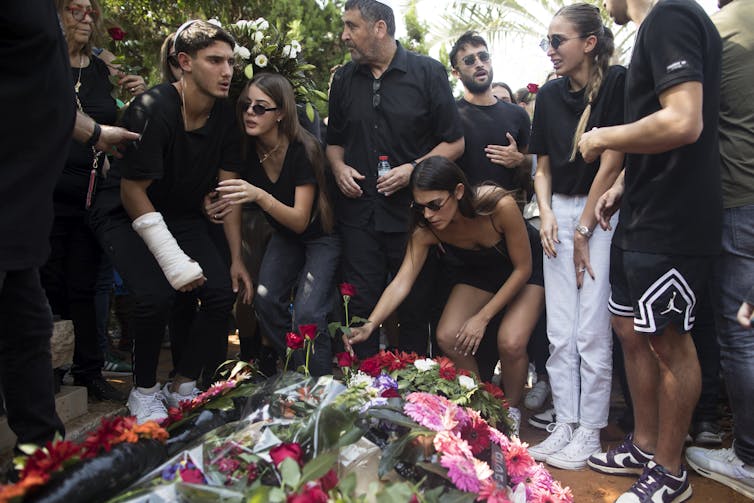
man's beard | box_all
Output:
[460,69,493,95]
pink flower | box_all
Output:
[477,479,513,503]
[504,437,535,484]
[299,324,318,341]
[441,453,480,492]
[286,331,304,350]
[179,467,206,484]
[433,430,473,458]
[460,409,491,455]
[404,392,467,432]
[488,426,511,450]
[270,442,304,467]
[215,457,240,473]
[527,83,539,94]
[338,283,356,297]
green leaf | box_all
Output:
[328,321,342,338]
[109,56,126,65]
[268,486,286,503]
[337,424,368,448]
[350,316,370,325]
[367,408,420,430]
[109,74,121,86]
[205,395,234,411]
[279,457,301,488]
[244,64,254,79]
[298,64,316,71]
[298,450,337,489]
[339,472,357,496]
[377,483,415,503]
[312,89,329,101]
[305,102,315,123]
[246,485,271,503]
[18,443,38,456]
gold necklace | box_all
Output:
[258,141,281,163]
[74,54,84,93]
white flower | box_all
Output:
[291,40,302,53]
[348,371,373,389]
[282,44,299,59]
[234,20,249,29]
[207,18,222,27]
[233,45,251,60]
[253,31,264,44]
[254,54,268,68]
[255,17,269,31]
[414,358,438,372]
[458,374,477,390]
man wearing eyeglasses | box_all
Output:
[579,0,722,500]
[326,0,464,357]
[90,20,251,424]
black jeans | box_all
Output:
[94,215,236,388]
[0,269,64,446]
[40,214,104,380]
[340,221,441,358]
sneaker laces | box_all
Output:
[135,391,166,416]
[632,465,666,497]
[541,422,573,448]
[561,427,598,456]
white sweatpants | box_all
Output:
[543,194,615,429]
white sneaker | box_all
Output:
[546,426,601,470]
[686,445,754,499]
[524,380,550,410]
[127,386,168,424]
[161,381,201,408]
[508,407,521,438]
[528,422,573,461]
[528,407,556,430]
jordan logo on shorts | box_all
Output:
[634,268,696,333]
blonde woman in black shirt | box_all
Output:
[528,3,626,469]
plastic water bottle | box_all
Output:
[377,155,391,178]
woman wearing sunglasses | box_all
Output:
[528,3,626,469]
[343,157,532,410]
[216,73,338,377]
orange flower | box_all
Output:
[134,421,169,442]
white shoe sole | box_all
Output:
[547,451,598,470]
[686,457,754,499]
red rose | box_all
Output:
[319,468,339,491]
[338,282,357,297]
[336,351,356,368]
[526,82,539,94]
[381,387,400,398]
[270,442,304,468]
[299,324,318,341]
[107,27,126,41]
[359,356,383,377]
[286,331,304,350]
[288,484,328,503]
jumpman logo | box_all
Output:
[660,291,683,315]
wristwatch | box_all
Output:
[575,224,593,238]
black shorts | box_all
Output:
[608,245,713,335]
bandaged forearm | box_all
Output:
[131,212,203,289]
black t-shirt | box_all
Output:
[0,2,76,269]
[241,139,322,239]
[529,65,626,195]
[94,83,244,221]
[55,56,116,216]
[455,99,531,189]
[616,0,722,255]
[327,43,463,232]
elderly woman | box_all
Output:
[40,0,144,402]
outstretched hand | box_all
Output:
[342,324,372,356]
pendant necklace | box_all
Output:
[258,141,281,164]
[74,54,84,93]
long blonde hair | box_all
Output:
[555,3,615,162]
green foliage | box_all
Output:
[399,0,430,55]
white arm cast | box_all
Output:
[131,212,204,290]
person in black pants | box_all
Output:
[90,20,251,423]
[0,1,138,450]
[326,0,464,357]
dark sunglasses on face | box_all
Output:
[539,34,584,52]
[66,5,99,22]
[240,100,279,116]
[460,51,490,67]
[411,194,452,213]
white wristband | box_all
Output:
[132,212,204,290]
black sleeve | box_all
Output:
[528,84,552,155]
[116,96,169,180]
[428,62,464,143]
[292,142,317,187]
[325,66,348,147]
[643,3,706,95]
[600,65,627,128]
[221,121,244,173]
[516,106,532,150]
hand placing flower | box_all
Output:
[216,178,263,205]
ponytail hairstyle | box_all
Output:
[236,73,334,233]
[408,156,509,233]
[554,3,615,162]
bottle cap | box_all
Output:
[378,155,388,160]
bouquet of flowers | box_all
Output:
[224,18,326,121]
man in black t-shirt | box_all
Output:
[326,0,464,357]
[579,0,722,500]
[90,21,250,424]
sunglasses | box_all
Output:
[372,79,381,110]
[66,5,99,22]
[411,194,452,214]
[539,34,585,52]
[240,100,279,116]
[460,51,490,67]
